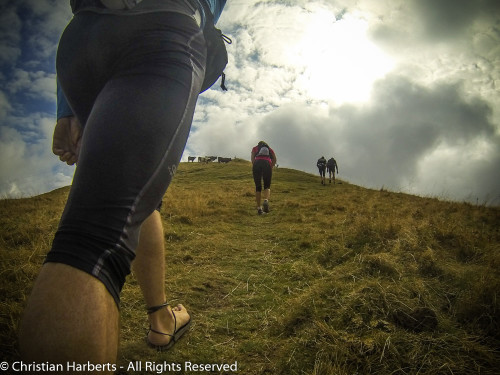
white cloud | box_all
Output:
[6,69,56,102]
[0,114,74,198]
[23,0,72,63]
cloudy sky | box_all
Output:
[1,0,499,205]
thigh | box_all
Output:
[262,163,272,189]
[252,162,262,186]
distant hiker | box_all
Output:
[317,156,327,185]
[20,0,228,367]
[251,141,277,215]
[326,157,339,184]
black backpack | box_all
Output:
[197,0,232,92]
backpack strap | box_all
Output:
[196,0,232,92]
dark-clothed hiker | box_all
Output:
[327,157,339,184]
[20,0,228,366]
[317,156,327,185]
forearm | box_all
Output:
[57,79,74,120]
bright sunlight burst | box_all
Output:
[288,10,394,104]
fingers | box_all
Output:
[52,116,83,165]
[55,150,77,166]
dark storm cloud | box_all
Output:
[412,0,500,41]
[334,75,496,185]
[0,5,22,66]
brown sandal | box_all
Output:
[146,302,191,351]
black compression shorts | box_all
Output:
[47,10,206,307]
[253,159,272,192]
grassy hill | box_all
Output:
[1,159,499,374]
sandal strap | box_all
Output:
[149,326,173,337]
[147,302,169,315]
[147,302,178,340]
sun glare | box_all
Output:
[288,11,394,104]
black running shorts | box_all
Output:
[47,9,206,306]
[253,159,272,192]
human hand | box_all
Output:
[52,116,82,165]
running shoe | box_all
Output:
[263,200,269,213]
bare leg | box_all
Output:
[19,263,119,372]
[262,188,271,213]
[262,188,270,201]
[255,191,262,209]
[132,211,190,346]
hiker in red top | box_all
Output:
[251,141,277,215]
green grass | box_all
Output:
[1,158,499,374]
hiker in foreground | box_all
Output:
[327,157,339,184]
[317,156,327,185]
[251,141,277,215]
[19,0,228,369]
[52,92,182,353]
